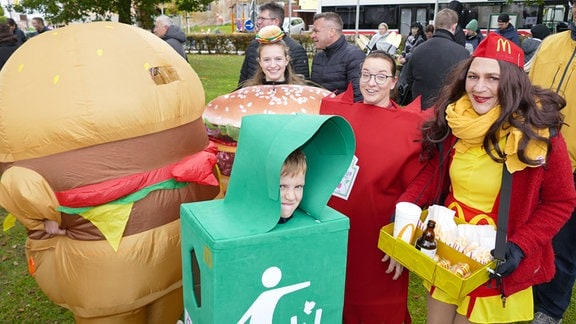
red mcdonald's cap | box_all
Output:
[472,32,524,69]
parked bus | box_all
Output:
[317,0,572,36]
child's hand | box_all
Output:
[382,254,404,280]
[44,220,67,236]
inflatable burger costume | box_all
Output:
[204,26,334,195]
[0,22,220,321]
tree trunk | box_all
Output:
[117,0,132,25]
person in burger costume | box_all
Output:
[0,22,220,322]
[320,51,431,323]
[238,2,309,85]
[397,33,575,323]
[241,25,306,88]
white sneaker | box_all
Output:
[532,312,563,324]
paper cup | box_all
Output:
[393,202,422,243]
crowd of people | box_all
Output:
[2,1,575,323]
[0,17,51,71]
[231,2,576,324]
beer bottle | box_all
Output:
[415,220,437,259]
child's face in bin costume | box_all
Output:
[279,171,305,219]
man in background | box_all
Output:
[153,15,188,61]
[31,17,50,37]
[310,12,365,101]
[495,13,520,46]
[238,2,309,86]
[529,3,576,323]
[398,8,469,109]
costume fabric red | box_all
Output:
[320,86,430,323]
[399,134,576,297]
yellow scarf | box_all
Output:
[446,95,549,173]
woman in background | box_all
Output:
[366,22,390,53]
[0,23,19,71]
[399,22,426,64]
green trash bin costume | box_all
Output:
[181,114,356,323]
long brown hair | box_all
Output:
[421,57,566,165]
[242,41,306,87]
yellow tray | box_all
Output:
[378,223,496,299]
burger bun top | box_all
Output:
[203,85,334,129]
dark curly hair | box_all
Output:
[409,22,427,41]
[421,57,566,165]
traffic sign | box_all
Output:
[244,19,254,32]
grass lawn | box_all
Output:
[1,53,574,323]
[0,211,74,323]
[189,54,243,103]
[187,23,235,34]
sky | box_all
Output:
[1,0,43,20]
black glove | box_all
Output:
[490,242,524,278]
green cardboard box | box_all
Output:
[181,114,356,323]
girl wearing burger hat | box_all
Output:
[241,25,306,88]
[397,33,576,323]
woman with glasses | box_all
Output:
[320,51,432,323]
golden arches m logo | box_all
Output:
[496,38,512,54]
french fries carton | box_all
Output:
[378,223,496,299]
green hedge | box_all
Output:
[186,33,315,55]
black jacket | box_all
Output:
[311,35,365,102]
[399,29,470,109]
[0,32,18,71]
[521,37,542,63]
[13,28,27,45]
[453,25,466,47]
[162,25,187,61]
[495,23,521,47]
[238,35,309,85]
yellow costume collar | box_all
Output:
[446,95,548,173]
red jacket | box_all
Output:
[399,133,576,296]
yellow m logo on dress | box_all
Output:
[496,38,512,54]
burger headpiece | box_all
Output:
[256,25,285,44]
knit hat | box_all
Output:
[473,32,524,69]
[256,25,284,44]
[465,19,478,31]
[530,24,550,40]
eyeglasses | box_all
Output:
[360,73,394,84]
[257,16,277,21]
